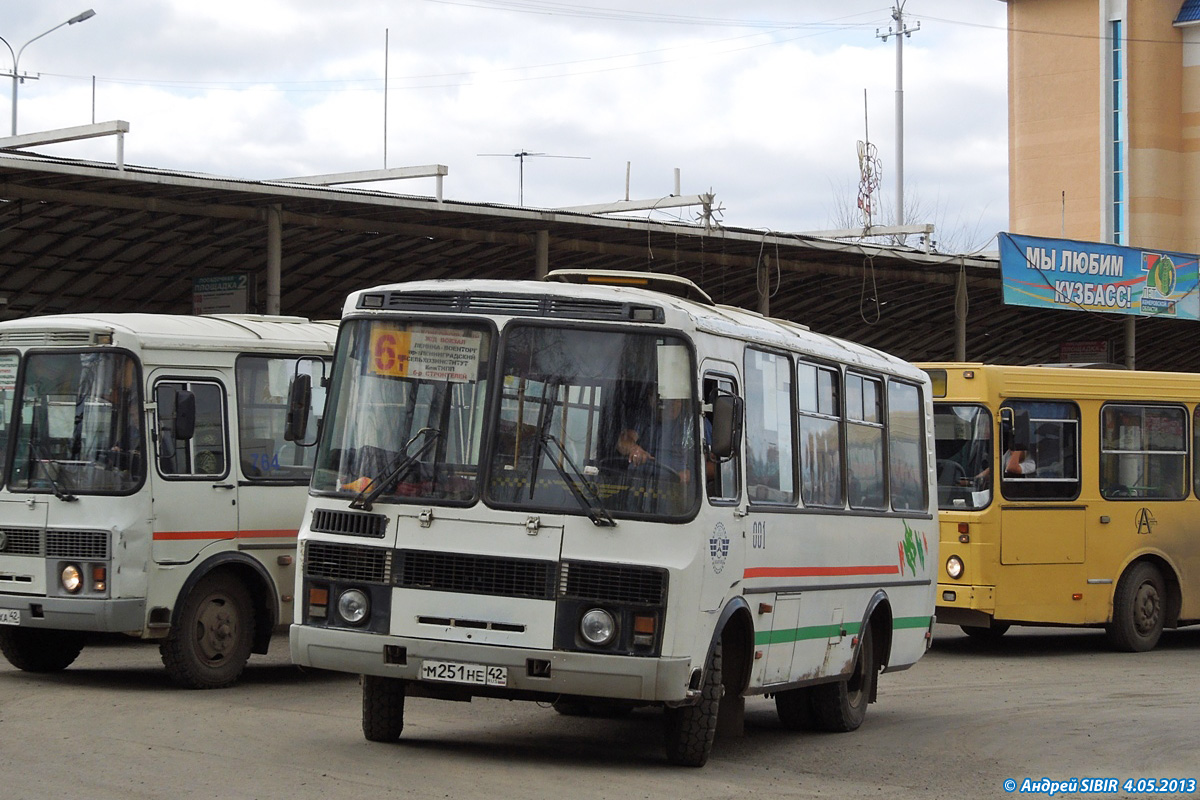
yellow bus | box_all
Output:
[922,362,1200,651]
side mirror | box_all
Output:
[284,373,312,443]
[174,390,196,441]
[710,394,743,459]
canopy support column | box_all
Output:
[266,205,282,316]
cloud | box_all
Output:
[5,0,1010,250]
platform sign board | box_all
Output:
[999,232,1200,321]
[193,274,250,315]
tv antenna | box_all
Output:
[478,150,589,206]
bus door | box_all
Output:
[150,373,237,564]
[997,402,1086,620]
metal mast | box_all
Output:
[877,2,919,229]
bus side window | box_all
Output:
[887,380,927,512]
[703,374,740,503]
[236,355,328,480]
[798,361,844,508]
[156,381,227,478]
[743,349,796,505]
[1001,401,1080,501]
[1100,404,1187,500]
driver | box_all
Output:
[617,397,699,483]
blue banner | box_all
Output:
[998,232,1200,321]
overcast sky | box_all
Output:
[2,1,1009,253]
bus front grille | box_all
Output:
[0,527,42,556]
[304,541,392,584]
[46,530,110,560]
[0,528,110,559]
[559,560,668,606]
[396,549,556,600]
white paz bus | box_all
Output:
[289,271,937,766]
[0,314,335,688]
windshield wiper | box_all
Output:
[349,428,441,511]
[539,432,615,527]
[28,420,77,502]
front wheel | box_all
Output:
[810,624,876,732]
[663,639,723,767]
[160,572,255,689]
[1106,562,1166,652]
[0,627,86,672]
[961,621,1011,641]
[362,675,406,742]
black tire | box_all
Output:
[362,675,406,742]
[961,621,1011,641]
[1106,562,1166,652]
[810,624,876,733]
[0,627,86,672]
[774,686,815,731]
[160,572,255,689]
[663,639,722,767]
[552,698,634,718]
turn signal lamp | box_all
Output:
[958,522,970,544]
[92,565,107,593]
[308,584,329,619]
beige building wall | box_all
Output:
[1008,0,1196,252]
[1008,0,1103,240]
[1181,26,1200,253]
[1127,2,1186,251]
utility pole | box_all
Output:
[877,2,919,229]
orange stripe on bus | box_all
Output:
[152,529,298,541]
[743,564,901,579]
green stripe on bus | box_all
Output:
[753,616,931,646]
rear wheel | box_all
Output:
[362,675,406,742]
[810,624,876,733]
[160,572,255,689]
[663,639,722,767]
[1106,562,1166,652]
[0,627,86,672]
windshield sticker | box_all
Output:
[0,354,17,392]
[369,327,482,383]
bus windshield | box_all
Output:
[8,350,145,495]
[314,318,700,520]
[933,403,993,510]
[313,320,493,504]
[485,324,698,519]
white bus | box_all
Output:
[289,271,937,766]
[0,313,335,688]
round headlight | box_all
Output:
[61,564,83,594]
[946,555,965,580]
[580,608,616,646]
[337,588,370,625]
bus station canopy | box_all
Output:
[0,150,1194,371]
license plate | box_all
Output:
[420,659,507,687]
[0,609,19,625]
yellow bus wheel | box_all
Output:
[1106,562,1165,652]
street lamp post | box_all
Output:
[0,9,96,136]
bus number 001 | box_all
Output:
[752,521,767,549]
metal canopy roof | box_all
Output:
[0,151,1194,371]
